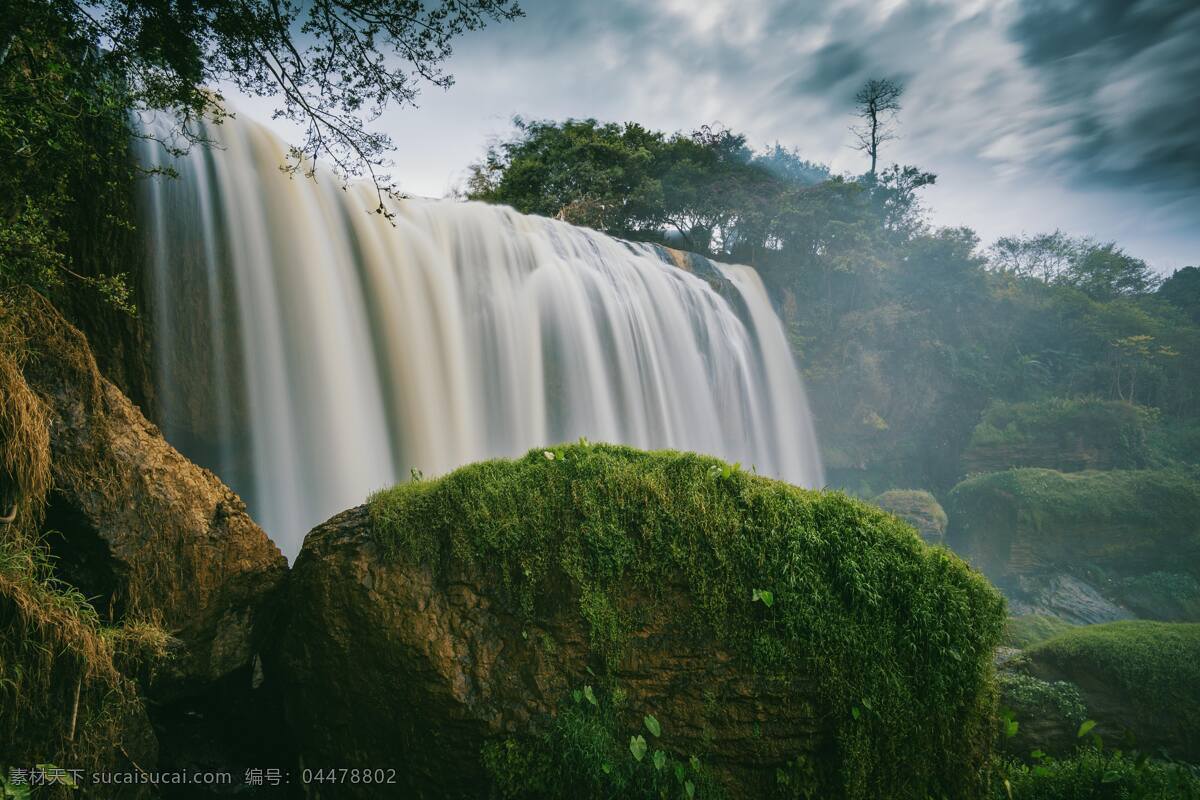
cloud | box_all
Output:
[222,0,1195,265]
[1007,0,1200,194]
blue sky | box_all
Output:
[229,0,1199,272]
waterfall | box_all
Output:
[139,116,823,557]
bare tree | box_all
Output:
[851,78,903,178]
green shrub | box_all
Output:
[997,673,1087,731]
[369,443,1006,799]
[946,468,1200,581]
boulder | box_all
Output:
[872,489,947,544]
[3,292,287,694]
[1019,621,1200,762]
[273,444,1005,800]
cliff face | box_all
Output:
[272,444,1005,800]
[0,290,286,778]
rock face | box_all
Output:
[946,468,1200,623]
[872,489,947,544]
[1017,622,1200,762]
[8,293,287,693]
[274,444,1005,800]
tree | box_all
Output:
[851,78,903,178]
[1,0,522,306]
[1158,266,1200,324]
[3,0,523,210]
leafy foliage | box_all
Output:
[1,0,523,314]
[370,443,1006,799]
[994,747,1200,799]
[482,683,722,800]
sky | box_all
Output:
[230,0,1199,272]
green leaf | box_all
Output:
[1077,720,1097,738]
[1004,718,1019,738]
[644,714,662,737]
[583,685,598,707]
[572,689,583,705]
[1030,749,1045,760]
[685,779,696,798]
[674,763,686,783]
[630,734,647,762]
[860,698,873,711]
[653,750,667,771]
[1102,770,1122,783]
[851,706,861,720]
[752,588,774,607]
[689,756,701,772]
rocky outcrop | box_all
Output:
[946,468,1200,623]
[961,398,1155,475]
[997,620,1200,761]
[273,444,1005,800]
[1016,621,1200,762]
[872,489,947,544]
[5,292,287,694]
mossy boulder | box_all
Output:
[962,397,1156,474]
[872,489,948,544]
[273,444,1005,800]
[945,468,1200,622]
[1020,621,1200,762]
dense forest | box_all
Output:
[2,1,1199,798]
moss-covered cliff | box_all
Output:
[962,398,1158,475]
[946,468,1200,621]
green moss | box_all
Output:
[964,397,1157,472]
[946,468,1200,579]
[369,443,1007,799]
[1024,621,1200,733]
[1005,615,1077,649]
[1116,572,1200,621]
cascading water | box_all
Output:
[139,115,823,558]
